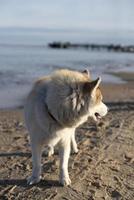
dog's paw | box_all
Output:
[73,147,79,154]
[47,146,54,157]
[27,175,41,185]
[60,176,71,186]
[72,145,79,154]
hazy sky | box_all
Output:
[0,0,133,31]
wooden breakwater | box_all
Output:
[48,42,134,53]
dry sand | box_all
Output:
[0,83,134,200]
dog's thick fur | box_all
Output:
[24,69,108,186]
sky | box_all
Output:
[0,0,134,31]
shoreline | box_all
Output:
[101,82,134,102]
[107,71,134,82]
[0,70,133,110]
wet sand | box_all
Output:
[108,71,134,83]
[0,83,134,200]
[101,83,134,102]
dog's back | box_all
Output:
[24,69,89,137]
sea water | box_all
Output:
[0,28,134,108]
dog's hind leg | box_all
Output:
[27,140,42,185]
[59,137,71,186]
[71,131,78,153]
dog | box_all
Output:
[24,69,108,186]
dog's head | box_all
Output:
[70,69,108,122]
[47,69,108,126]
[83,76,108,121]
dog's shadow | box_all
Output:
[0,179,61,188]
[0,151,61,188]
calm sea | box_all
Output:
[0,28,134,108]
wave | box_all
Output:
[0,70,32,88]
[0,43,47,49]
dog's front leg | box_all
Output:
[27,141,42,185]
[59,138,71,186]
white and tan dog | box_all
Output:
[24,69,108,186]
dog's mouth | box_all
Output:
[94,112,102,121]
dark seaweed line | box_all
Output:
[106,102,134,111]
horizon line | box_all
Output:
[0,26,134,33]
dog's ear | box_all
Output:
[82,69,90,79]
[83,77,101,95]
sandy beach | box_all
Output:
[0,82,134,200]
[1,0,134,199]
